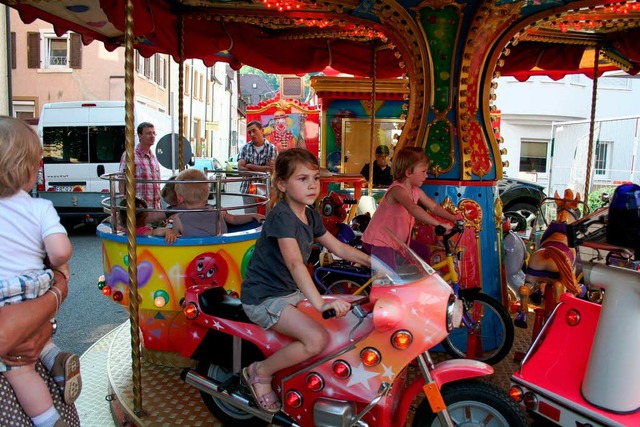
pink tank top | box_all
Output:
[362,181,420,247]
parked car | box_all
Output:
[498,177,546,232]
[225,153,239,171]
[191,157,226,195]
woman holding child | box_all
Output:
[0,117,80,426]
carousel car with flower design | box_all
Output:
[95,171,269,364]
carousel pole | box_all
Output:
[584,46,600,199]
[367,47,378,194]
[123,0,145,416]
[178,16,185,170]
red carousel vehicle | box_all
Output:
[2,0,640,426]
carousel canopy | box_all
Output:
[5,0,640,79]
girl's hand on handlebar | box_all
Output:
[439,222,453,233]
[321,299,351,318]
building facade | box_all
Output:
[8,9,169,119]
[496,73,640,193]
[8,8,243,164]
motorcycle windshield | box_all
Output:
[369,227,438,285]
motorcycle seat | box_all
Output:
[199,286,252,324]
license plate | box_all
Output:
[54,185,83,192]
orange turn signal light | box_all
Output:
[360,347,381,367]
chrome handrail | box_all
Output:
[100,170,271,235]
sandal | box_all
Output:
[241,362,281,413]
[51,352,82,405]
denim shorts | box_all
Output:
[243,290,305,329]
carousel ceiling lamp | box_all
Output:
[263,0,303,12]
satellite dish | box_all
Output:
[155,133,192,170]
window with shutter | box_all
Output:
[144,58,151,78]
[158,56,166,88]
[70,33,82,69]
[148,55,155,81]
[37,32,74,70]
[154,54,160,84]
[27,32,40,69]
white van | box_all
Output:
[36,101,192,221]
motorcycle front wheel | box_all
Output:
[412,380,528,427]
[196,362,267,427]
[442,292,514,365]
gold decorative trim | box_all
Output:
[441,197,483,233]
[310,77,410,95]
[459,0,523,179]
[495,197,503,230]
[441,196,457,214]
[373,0,430,151]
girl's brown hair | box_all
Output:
[0,117,42,198]
[273,148,319,202]
[175,169,209,205]
[392,147,429,181]
[119,197,148,228]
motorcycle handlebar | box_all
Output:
[322,297,370,319]
[322,309,336,319]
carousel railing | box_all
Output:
[99,170,271,235]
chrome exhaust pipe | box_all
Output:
[182,369,300,427]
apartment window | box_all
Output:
[144,57,151,79]
[594,140,612,179]
[155,55,166,88]
[519,139,548,173]
[148,55,155,82]
[13,100,36,120]
[598,76,631,90]
[136,53,151,78]
[28,32,82,70]
[199,74,204,100]
[225,75,232,92]
[185,64,191,95]
[182,116,189,140]
[194,71,200,100]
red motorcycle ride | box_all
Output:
[179,231,527,426]
[510,183,640,426]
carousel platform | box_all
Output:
[77,319,535,427]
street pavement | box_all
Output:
[57,223,128,357]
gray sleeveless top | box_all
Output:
[178,206,227,236]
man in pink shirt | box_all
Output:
[119,122,164,223]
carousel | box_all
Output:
[2,0,640,426]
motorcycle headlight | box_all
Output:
[446,294,463,332]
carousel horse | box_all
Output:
[514,189,584,337]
